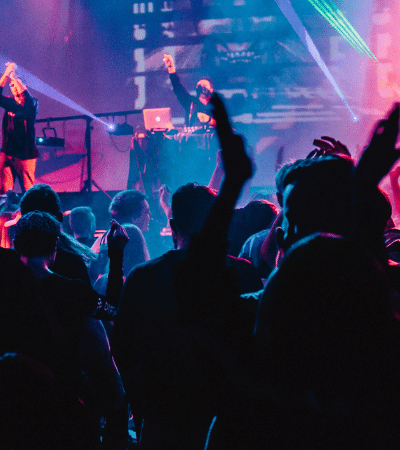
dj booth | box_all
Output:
[129,126,220,195]
[34,109,220,205]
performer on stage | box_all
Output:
[0,62,39,194]
[163,53,216,128]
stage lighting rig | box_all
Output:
[36,124,65,147]
[106,116,134,135]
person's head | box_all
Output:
[20,184,63,223]
[196,77,214,105]
[109,190,151,232]
[69,206,96,239]
[276,155,354,252]
[13,211,60,260]
[170,183,216,248]
[9,77,25,106]
[228,200,279,256]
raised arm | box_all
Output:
[0,62,16,88]
[354,103,400,187]
[0,64,36,116]
[205,93,253,235]
[353,103,400,261]
[163,53,193,112]
[163,53,176,74]
[9,72,27,95]
[389,165,400,218]
[190,93,253,253]
[158,184,172,222]
[174,93,253,323]
[92,221,129,319]
[208,150,224,192]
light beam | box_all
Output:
[307,0,378,60]
[0,55,110,127]
[274,0,357,120]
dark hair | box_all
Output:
[197,76,214,91]
[281,154,354,192]
[20,184,63,223]
[69,206,96,236]
[13,211,60,257]
[278,155,354,249]
[228,200,279,256]
[109,190,147,223]
[240,200,278,232]
[171,183,216,236]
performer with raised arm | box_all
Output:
[0,62,39,194]
[163,53,216,128]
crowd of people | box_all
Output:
[2,67,400,449]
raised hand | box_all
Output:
[0,63,17,87]
[210,93,253,186]
[107,220,129,250]
[355,103,400,186]
[159,184,171,206]
[163,54,176,73]
[309,136,351,158]
[5,62,17,76]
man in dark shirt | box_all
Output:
[112,182,262,448]
[163,54,216,128]
[0,62,38,193]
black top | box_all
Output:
[169,72,213,127]
[0,245,123,387]
[50,246,91,284]
[112,249,262,426]
[0,86,39,160]
[36,248,123,383]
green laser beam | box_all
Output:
[324,0,376,57]
[309,0,365,53]
[309,0,365,52]
[335,8,378,59]
[307,0,378,60]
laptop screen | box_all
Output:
[143,108,173,131]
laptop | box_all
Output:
[143,108,173,131]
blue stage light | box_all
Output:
[106,122,134,135]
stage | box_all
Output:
[1,0,397,203]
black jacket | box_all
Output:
[0,87,38,160]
